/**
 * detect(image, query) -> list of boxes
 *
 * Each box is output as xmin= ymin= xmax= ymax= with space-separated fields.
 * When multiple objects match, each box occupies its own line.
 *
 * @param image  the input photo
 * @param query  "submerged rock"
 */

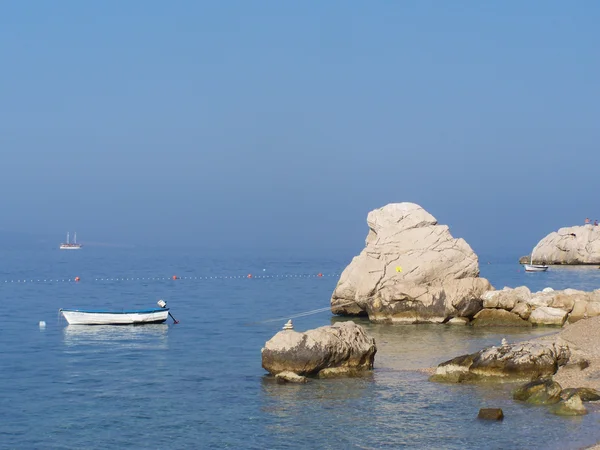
xmin=560 ymin=387 xmax=600 ymax=402
xmin=330 ymin=202 xmax=491 ymax=323
xmin=275 ymin=371 xmax=309 ymax=383
xmin=550 ymin=393 xmax=588 ymax=416
xmin=431 ymin=341 xmax=570 ymax=383
xmin=447 ymin=317 xmax=469 ymax=325
xmin=477 ymin=408 xmax=504 ymax=420
xmin=513 ymin=379 xmax=562 ymax=404
xmin=261 ymin=321 xmax=376 ymax=378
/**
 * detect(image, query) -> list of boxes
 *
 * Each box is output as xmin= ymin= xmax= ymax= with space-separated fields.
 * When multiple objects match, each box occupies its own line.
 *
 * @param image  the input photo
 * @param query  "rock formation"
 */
xmin=479 ymin=286 xmax=600 ymax=326
xmin=513 ymin=379 xmax=562 ymax=404
xmin=330 ymin=203 xmax=492 ymax=323
xmin=529 ymin=225 xmax=600 ymax=264
xmin=430 ymin=340 xmax=570 ymax=383
xmin=261 ymin=321 xmax=376 ymax=378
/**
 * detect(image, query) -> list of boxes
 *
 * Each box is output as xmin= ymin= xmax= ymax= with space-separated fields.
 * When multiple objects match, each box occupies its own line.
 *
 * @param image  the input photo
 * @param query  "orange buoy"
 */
xmin=317 ymin=273 xmax=323 ymax=277
xmin=172 ymin=275 xmax=178 ymax=280
xmin=75 ymin=276 xmax=80 ymax=282
xmin=247 ymin=274 xmax=252 ymax=278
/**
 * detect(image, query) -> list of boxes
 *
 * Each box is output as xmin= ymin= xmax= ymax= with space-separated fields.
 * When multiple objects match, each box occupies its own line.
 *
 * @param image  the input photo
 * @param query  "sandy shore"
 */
xmin=537 ymin=315 xmax=600 ymax=391
xmin=546 ymin=317 xmax=600 ymax=450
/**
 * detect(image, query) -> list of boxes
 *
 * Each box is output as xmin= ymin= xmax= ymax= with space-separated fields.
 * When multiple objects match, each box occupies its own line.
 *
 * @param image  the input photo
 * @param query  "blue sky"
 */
xmin=0 ymin=1 xmax=598 ymax=257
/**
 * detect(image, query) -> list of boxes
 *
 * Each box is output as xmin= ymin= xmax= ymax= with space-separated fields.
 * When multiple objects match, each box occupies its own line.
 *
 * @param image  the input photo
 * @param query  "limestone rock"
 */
xmin=560 ymin=387 xmax=600 ymax=402
xmin=549 ymin=293 xmax=578 ymax=312
xmin=431 ymin=341 xmax=570 ymax=382
xmin=513 ymin=379 xmax=562 ymax=404
xmin=275 ymin=371 xmax=309 ymax=383
xmin=550 ymin=393 xmax=588 ymax=416
xmin=529 ymin=307 xmax=568 ymax=326
xmin=330 ymin=203 xmax=492 ymax=323
xmin=447 ymin=317 xmax=469 ymax=325
xmin=568 ymin=301 xmax=589 ymax=323
xmin=483 ymin=287 xmax=531 ymax=310
xmin=261 ymin=321 xmax=376 ymax=377
xmin=532 ymin=225 xmax=600 ymax=264
xmin=511 ymin=302 xmax=532 ymax=320
xmin=528 ymin=294 xmax=554 ymax=308
xmin=471 ymin=309 xmax=532 ymax=327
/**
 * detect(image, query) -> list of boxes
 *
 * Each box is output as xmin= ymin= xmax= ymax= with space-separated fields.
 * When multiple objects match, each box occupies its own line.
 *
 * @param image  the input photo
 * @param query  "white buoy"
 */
xmin=283 ymin=319 xmax=293 ymax=330
xmin=157 ymin=299 xmax=167 ymax=308
xmin=39 ymin=321 xmax=46 ymax=329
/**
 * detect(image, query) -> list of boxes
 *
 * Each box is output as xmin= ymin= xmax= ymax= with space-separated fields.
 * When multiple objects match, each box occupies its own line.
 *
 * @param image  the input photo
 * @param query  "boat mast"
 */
xmin=74 ymin=232 xmax=77 ymax=244
xmin=67 ymin=232 xmax=70 ymax=244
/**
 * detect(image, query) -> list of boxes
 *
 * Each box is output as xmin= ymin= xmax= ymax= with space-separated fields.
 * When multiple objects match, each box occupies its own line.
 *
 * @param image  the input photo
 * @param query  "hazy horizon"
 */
xmin=2 ymin=1 xmax=598 ymax=259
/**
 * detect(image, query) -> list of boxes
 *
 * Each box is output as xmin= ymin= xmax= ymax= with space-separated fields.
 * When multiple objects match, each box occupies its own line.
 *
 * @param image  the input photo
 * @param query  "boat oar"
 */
xmin=169 ymin=312 xmax=179 ymax=324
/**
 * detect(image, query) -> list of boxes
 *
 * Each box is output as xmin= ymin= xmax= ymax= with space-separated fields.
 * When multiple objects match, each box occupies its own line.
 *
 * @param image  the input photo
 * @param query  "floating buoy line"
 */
xmin=0 ymin=272 xmax=341 ymax=285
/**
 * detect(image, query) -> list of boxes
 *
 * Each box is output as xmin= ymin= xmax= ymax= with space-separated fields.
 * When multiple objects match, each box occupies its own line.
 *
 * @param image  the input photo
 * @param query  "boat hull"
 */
xmin=60 ymin=308 xmax=169 ymax=325
xmin=524 ymin=264 xmax=548 ymax=272
xmin=60 ymin=245 xmax=82 ymax=250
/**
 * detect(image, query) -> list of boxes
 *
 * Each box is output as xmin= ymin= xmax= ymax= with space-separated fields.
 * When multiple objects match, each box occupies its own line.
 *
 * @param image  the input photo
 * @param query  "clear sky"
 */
xmin=1 ymin=1 xmax=598 ymax=257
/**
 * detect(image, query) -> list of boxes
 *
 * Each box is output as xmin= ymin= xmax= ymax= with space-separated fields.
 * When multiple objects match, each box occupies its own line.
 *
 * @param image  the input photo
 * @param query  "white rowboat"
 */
xmin=524 ymin=264 xmax=548 ymax=272
xmin=60 ymin=308 xmax=169 ymax=325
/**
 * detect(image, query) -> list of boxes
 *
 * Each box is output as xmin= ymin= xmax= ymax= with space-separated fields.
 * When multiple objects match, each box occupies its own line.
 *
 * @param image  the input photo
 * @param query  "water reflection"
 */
xmin=260 ymin=375 xmax=372 ymax=437
xmin=63 ymin=324 xmax=169 ymax=349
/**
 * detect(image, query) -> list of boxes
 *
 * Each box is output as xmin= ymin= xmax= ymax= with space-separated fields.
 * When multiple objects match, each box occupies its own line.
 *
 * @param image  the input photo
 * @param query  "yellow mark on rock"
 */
xmin=395 ymin=266 xmax=402 ymax=273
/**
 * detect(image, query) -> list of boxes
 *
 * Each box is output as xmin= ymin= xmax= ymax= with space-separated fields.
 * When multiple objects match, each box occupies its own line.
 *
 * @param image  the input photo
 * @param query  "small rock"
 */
xmin=513 ymin=378 xmax=562 ymax=404
xmin=560 ymin=357 xmax=590 ymax=371
xmin=447 ymin=317 xmax=469 ymax=325
xmin=511 ymin=301 xmax=532 ymax=321
xmin=560 ymin=387 xmax=600 ymax=402
xmin=550 ymin=393 xmax=588 ymax=416
xmin=472 ymin=309 xmax=532 ymax=327
xmin=543 ymin=287 xmax=555 ymax=293
xmin=477 ymin=408 xmax=504 ymax=420
xmin=275 ymin=371 xmax=309 ymax=383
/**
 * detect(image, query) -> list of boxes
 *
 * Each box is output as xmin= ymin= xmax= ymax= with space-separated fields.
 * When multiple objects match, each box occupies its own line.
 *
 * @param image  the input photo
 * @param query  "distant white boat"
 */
xmin=60 ymin=300 xmax=178 ymax=325
xmin=60 ymin=232 xmax=82 ymax=250
xmin=524 ymin=264 xmax=548 ymax=272
xmin=524 ymin=247 xmax=548 ymax=272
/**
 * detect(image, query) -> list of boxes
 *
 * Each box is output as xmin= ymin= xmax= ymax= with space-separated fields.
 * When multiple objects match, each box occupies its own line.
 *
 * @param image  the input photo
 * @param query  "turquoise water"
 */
xmin=2 ymin=248 xmax=600 ymax=449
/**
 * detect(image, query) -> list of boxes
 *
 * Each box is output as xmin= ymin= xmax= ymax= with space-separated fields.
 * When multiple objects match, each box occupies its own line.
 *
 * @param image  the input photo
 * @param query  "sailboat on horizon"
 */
xmin=60 ymin=232 xmax=82 ymax=250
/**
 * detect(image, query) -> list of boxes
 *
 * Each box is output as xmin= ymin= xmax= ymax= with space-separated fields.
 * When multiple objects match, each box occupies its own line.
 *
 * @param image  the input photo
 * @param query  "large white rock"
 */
xmin=261 ymin=321 xmax=376 ymax=377
xmin=330 ymin=203 xmax=491 ymax=323
xmin=532 ymin=225 xmax=600 ymax=264
xmin=529 ymin=307 xmax=569 ymax=326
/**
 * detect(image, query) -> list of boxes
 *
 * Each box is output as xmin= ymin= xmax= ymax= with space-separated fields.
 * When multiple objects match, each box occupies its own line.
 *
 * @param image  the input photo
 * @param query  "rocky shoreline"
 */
xmin=430 ymin=315 xmax=600 ymax=416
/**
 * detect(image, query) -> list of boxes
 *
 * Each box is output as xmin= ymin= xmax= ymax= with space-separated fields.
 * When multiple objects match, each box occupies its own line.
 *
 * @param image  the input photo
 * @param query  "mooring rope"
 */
xmin=252 ymin=300 xmax=359 ymax=325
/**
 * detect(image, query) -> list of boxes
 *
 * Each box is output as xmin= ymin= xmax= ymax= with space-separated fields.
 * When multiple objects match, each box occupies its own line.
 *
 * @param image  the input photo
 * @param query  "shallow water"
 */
xmin=1 ymin=249 xmax=600 ymax=449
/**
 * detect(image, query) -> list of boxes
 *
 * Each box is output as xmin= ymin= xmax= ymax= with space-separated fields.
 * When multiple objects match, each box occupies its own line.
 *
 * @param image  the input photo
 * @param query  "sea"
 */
xmin=2 ymin=247 xmax=600 ymax=450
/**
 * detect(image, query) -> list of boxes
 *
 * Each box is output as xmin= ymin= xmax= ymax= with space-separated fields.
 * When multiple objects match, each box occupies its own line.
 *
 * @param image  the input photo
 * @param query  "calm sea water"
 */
xmin=2 ymin=248 xmax=600 ymax=449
